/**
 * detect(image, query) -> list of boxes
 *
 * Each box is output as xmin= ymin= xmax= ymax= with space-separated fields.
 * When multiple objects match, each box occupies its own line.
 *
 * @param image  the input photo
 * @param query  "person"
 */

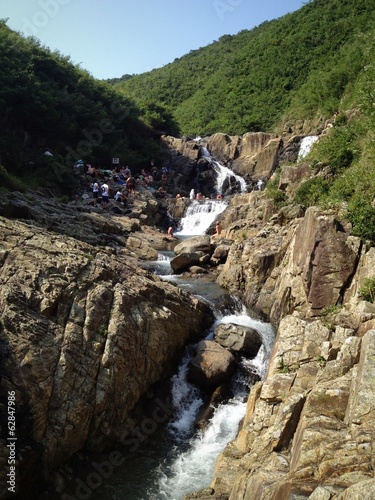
xmin=168 ymin=226 xmax=175 ymax=238
xmin=212 ymin=221 xmax=223 ymax=239
xmin=257 ymin=179 xmax=264 ymax=191
xmin=92 ymin=180 xmax=100 ymax=206
xmin=114 ymin=189 xmax=123 ymax=202
xmin=189 ymin=188 xmax=195 ymax=200
xmin=156 ymin=186 xmax=166 ymax=198
xmin=101 ymin=182 xmax=109 ymax=208
xmin=196 ymin=192 xmax=203 ymax=201
xmin=126 ymin=176 xmax=136 ymax=194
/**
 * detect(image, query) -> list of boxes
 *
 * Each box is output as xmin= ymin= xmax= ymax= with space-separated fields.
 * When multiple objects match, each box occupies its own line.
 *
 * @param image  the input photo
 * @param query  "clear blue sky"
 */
xmin=2 ymin=0 xmax=307 ymax=80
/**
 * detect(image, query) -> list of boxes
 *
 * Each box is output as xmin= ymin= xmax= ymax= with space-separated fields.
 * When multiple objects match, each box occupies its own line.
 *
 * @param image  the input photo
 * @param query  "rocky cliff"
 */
xmin=0 ymin=194 xmax=214 ymax=498
xmin=180 ymin=135 xmax=375 ymax=498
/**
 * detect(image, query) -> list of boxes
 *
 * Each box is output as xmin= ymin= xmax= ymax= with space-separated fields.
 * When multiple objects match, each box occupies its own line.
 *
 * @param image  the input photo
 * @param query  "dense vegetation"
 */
xmin=110 ymin=0 xmax=375 ymax=242
xmin=1 ymin=0 xmax=375 ymax=242
xmin=0 ymin=20 xmax=162 ymax=193
xmin=113 ymin=0 xmax=375 ymax=136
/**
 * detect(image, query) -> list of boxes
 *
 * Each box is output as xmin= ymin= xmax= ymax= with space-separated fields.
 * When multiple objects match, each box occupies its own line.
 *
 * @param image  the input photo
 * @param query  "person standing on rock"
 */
xmin=101 ymin=182 xmax=109 ymax=208
xmin=92 ymin=180 xmax=100 ymax=206
xmin=190 ymin=188 xmax=195 ymax=200
xmin=126 ymin=176 xmax=136 ymax=195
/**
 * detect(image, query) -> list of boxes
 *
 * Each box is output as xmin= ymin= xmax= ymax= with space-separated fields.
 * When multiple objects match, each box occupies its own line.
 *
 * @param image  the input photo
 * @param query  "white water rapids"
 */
xmin=201 ymin=146 xmax=247 ymax=195
xmin=84 ymin=157 xmax=274 ymax=500
xmin=151 ymin=312 xmax=274 ymax=500
xmin=144 ymin=183 xmax=274 ymax=498
xmin=175 ymin=200 xmax=227 ymax=237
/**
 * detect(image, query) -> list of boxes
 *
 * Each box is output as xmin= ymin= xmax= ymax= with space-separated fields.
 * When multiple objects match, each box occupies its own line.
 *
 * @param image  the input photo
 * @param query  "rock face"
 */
xmin=183 ymin=176 xmax=375 ymax=500
xmin=201 ymin=321 xmax=375 ymax=500
xmin=218 ymin=202 xmax=361 ymax=324
xmin=161 ymin=132 xmax=287 ymax=192
xmin=0 ymin=215 xmax=214 ymax=496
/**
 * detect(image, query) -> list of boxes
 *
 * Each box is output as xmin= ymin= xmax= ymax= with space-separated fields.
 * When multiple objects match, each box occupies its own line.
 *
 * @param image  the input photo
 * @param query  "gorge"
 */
xmin=1 ymin=127 xmax=375 ymax=500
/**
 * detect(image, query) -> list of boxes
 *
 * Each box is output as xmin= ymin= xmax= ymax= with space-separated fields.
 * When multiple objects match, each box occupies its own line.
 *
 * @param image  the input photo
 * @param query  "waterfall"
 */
xmin=149 ymin=311 xmax=274 ymax=500
xmin=175 ymin=200 xmax=227 ymax=237
xmin=200 ymin=146 xmax=247 ymax=195
xmin=84 ymin=176 xmax=274 ymax=500
xmin=298 ymin=135 xmax=319 ymax=160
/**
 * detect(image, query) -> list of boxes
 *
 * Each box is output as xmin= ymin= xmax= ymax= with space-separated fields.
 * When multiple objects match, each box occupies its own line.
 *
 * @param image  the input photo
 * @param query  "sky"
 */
xmin=2 ymin=0 xmax=307 ymax=80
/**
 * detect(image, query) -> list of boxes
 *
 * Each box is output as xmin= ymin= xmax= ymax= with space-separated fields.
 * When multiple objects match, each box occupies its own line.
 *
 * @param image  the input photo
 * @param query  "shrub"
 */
xmin=359 ymin=276 xmax=375 ymax=303
xmin=265 ymin=171 xmax=287 ymax=207
xmin=0 ymin=165 xmax=26 ymax=192
xmin=294 ymin=177 xmax=331 ymax=207
xmin=312 ymin=126 xmax=356 ymax=174
xmin=347 ymin=195 xmax=375 ymax=242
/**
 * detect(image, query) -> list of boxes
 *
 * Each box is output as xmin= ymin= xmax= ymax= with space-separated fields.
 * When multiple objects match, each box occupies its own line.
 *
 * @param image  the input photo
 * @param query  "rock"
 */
xmin=170 ymin=252 xmax=206 ymax=273
xmin=126 ymin=235 xmax=159 ymax=260
xmin=187 ymin=340 xmax=238 ymax=392
xmin=196 ymin=384 xmax=234 ymax=431
xmin=189 ymin=266 xmax=208 ymax=275
xmin=174 ymin=235 xmax=212 ymax=255
xmin=211 ymin=243 xmax=231 ymax=263
xmin=214 ymin=323 xmax=262 ymax=357
xmin=0 ymin=215 xmax=214 ymax=493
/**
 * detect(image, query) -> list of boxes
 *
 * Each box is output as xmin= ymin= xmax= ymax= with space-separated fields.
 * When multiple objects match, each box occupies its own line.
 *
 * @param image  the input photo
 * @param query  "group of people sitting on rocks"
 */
xmin=85 ymin=159 xmax=173 ymax=211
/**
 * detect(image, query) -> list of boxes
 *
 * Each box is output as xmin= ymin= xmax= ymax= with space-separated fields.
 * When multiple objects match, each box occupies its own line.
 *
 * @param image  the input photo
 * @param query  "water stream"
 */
xmin=298 ymin=135 xmax=319 ymax=160
xmin=58 ymin=162 xmax=274 ymax=500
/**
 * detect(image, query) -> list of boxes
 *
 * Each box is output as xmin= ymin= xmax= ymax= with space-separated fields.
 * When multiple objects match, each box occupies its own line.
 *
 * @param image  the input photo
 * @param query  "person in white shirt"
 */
xmin=92 ymin=181 xmax=100 ymax=206
xmin=101 ymin=183 xmax=109 ymax=208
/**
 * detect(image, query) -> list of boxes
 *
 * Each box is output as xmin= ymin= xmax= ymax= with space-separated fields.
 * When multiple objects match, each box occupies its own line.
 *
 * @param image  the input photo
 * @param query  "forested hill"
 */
xmin=112 ymin=0 xmax=375 ymax=136
xmin=0 ymin=20 xmax=164 ymax=193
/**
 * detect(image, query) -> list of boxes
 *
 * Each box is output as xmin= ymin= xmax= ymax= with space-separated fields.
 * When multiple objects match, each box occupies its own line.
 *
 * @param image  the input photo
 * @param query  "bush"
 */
xmin=312 ymin=126 xmax=356 ymax=174
xmin=0 ymin=165 xmax=26 ymax=192
xmin=359 ymin=276 xmax=375 ymax=303
xmin=265 ymin=171 xmax=287 ymax=207
xmin=294 ymin=177 xmax=331 ymax=207
xmin=347 ymin=195 xmax=375 ymax=242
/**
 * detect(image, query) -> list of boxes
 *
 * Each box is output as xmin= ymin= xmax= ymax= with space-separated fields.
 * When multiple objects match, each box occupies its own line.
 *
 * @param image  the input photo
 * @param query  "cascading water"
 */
xmin=82 ymin=177 xmax=274 ymax=500
xmin=148 ymin=311 xmax=274 ymax=500
xmin=298 ymin=135 xmax=319 ymax=160
xmin=200 ymin=146 xmax=247 ymax=195
xmin=176 ymin=200 xmax=227 ymax=237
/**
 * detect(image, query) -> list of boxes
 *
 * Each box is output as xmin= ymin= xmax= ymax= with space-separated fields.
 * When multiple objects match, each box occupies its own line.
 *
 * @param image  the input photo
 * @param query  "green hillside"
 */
xmin=1 ymin=0 xmax=375 ymax=238
xmin=0 ymin=19 xmax=162 ymax=193
xmin=113 ymin=0 xmax=375 ymax=136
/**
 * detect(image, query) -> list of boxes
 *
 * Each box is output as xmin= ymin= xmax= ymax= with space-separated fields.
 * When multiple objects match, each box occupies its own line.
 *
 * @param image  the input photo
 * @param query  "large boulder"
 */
xmin=214 ymin=323 xmax=262 ymax=357
xmin=170 ymin=251 xmax=206 ymax=273
xmin=174 ymin=235 xmax=212 ymax=255
xmin=187 ymin=340 xmax=238 ymax=392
